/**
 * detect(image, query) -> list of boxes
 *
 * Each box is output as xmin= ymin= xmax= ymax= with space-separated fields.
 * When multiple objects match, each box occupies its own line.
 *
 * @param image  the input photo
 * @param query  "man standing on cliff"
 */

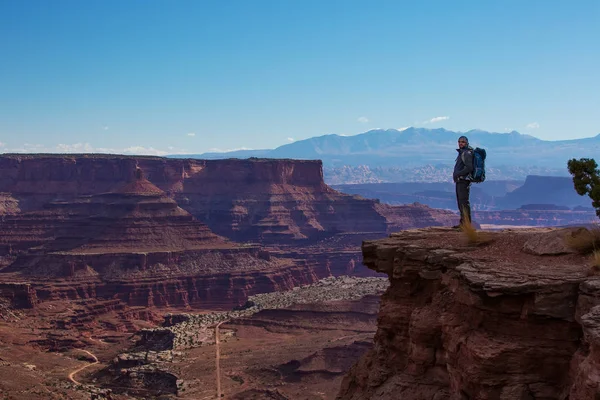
xmin=453 ymin=135 xmax=474 ymax=228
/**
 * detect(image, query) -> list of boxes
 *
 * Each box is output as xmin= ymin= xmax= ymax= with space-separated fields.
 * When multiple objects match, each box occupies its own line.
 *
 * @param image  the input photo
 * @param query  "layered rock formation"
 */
xmin=0 ymin=168 xmax=226 ymax=257
xmin=0 ymin=154 xmax=463 ymax=330
xmin=0 ymin=155 xmax=457 ymax=244
xmin=0 ymin=154 xmax=457 ymax=310
xmin=339 ymin=227 xmax=600 ymax=399
xmin=0 ymin=169 xmax=325 ymax=309
xmin=0 ymin=283 xmax=37 ymax=308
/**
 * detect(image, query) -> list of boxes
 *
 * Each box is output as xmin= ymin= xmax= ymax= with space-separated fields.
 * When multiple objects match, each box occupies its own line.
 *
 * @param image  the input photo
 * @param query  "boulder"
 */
xmin=522 ymin=228 xmax=580 ymax=255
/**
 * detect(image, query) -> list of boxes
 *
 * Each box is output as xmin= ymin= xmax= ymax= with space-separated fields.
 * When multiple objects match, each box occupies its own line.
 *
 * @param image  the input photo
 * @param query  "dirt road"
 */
xmin=68 ymin=350 xmax=99 ymax=385
xmin=215 ymin=321 xmax=225 ymax=398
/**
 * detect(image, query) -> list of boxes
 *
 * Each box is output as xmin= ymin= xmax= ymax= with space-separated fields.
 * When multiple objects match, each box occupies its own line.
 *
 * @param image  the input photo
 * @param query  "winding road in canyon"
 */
xmin=68 ymin=350 xmax=99 ymax=385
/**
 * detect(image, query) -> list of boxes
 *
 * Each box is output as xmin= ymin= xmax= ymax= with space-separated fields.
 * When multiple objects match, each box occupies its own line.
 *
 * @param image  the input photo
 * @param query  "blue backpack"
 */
xmin=461 ymin=147 xmax=487 ymax=183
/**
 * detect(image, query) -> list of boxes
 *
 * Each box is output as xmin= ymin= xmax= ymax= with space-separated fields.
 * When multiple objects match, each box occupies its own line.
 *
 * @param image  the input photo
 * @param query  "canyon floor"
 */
xmin=166 ymin=299 xmax=378 ymax=400
xmin=0 ymin=277 xmax=386 ymax=400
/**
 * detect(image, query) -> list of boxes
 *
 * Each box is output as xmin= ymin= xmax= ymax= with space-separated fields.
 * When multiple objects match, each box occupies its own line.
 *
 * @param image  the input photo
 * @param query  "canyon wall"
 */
xmin=18 ymin=255 xmax=327 ymax=309
xmin=0 ymin=155 xmax=456 ymax=243
xmin=338 ymin=227 xmax=600 ymax=399
xmin=0 ymin=283 xmax=37 ymax=308
xmin=0 ymin=155 xmax=457 ymax=313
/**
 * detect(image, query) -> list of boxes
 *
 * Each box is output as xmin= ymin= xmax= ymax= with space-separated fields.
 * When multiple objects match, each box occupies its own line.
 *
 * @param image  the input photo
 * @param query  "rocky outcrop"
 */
xmin=111 ymin=364 xmax=179 ymax=396
xmin=338 ymin=227 xmax=600 ymax=400
xmin=276 ymin=341 xmax=373 ymax=379
xmin=0 ymin=282 xmax=37 ymax=308
xmin=0 ymin=193 xmax=19 ymax=215
xmin=571 ymin=306 xmax=600 ymax=400
xmin=521 ymin=228 xmax=582 ymax=255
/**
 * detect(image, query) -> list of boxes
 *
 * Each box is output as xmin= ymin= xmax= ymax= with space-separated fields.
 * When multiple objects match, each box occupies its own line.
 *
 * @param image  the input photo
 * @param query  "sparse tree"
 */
xmin=567 ymin=158 xmax=600 ymax=217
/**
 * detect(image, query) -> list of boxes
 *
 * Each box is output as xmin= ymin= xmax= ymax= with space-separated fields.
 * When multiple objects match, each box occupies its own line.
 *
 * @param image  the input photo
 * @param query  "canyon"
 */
xmin=0 ymin=155 xmax=457 ymax=310
xmin=0 ymin=154 xmax=456 ymax=398
xmin=95 ymin=276 xmax=388 ymax=399
xmin=0 ymin=154 xmax=457 ymax=243
xmin=0 ymin=276 xmax=386 ymax=399
xmin=5 ymin=154 xmax=597 ymax=399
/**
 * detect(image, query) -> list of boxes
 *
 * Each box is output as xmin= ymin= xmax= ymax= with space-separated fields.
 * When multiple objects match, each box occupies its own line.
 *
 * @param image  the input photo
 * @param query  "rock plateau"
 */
xmin=339 ymin=227 xmax=600 ymax=400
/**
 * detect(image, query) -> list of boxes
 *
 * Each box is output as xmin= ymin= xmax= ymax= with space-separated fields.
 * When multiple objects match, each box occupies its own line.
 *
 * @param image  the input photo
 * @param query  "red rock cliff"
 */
xmin=0 ymin=155 xmax=461 ymax=316
xmin=338 ymin=228 xmax=600 ymax=400
xmin=0 ymin=168 xmax=328 ymax=309
xmin=0 ymin=155 xmax=456 ymax=243
xmin=0 ymin=155 xmax=325 ymax=199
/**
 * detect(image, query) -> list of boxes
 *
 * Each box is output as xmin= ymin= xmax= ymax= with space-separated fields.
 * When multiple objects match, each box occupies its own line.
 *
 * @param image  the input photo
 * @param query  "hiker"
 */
xmin=453 ymin=135 xmax=474 ymax=228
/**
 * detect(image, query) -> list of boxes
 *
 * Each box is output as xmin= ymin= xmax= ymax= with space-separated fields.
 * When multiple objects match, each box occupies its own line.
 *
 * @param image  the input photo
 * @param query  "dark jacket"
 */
xmin=453 ymin=147 xmax=474 ymax=182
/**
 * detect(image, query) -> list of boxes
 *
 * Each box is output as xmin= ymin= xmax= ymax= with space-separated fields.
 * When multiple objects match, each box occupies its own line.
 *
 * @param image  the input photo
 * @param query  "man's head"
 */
xmin=458 ymin=135 xmax=469 ymax=149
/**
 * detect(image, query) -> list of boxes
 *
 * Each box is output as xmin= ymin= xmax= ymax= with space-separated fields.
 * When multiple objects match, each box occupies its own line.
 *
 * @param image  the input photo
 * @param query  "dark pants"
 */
xmin=456 ymin=180 xmax=472 ymax=224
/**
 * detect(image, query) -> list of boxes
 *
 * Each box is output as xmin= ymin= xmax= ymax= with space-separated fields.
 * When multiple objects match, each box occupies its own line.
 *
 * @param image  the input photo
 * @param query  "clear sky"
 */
xmin=1 ymin=0 xmax=599 ymax=155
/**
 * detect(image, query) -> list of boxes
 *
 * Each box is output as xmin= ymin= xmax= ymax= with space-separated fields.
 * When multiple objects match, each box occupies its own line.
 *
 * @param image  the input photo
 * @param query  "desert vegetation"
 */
xmin=568 ymin=158 xmax=600 ymax=217
xmin=567 ymin=158 xmax=600 ymax=272
xmin=460 ymin=206 xmax=492 ymax=246
xmin=565 ymin=227 xmax=600 ymax=255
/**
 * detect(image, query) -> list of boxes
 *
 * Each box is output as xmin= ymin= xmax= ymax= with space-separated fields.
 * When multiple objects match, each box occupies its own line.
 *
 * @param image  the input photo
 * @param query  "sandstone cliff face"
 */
xmin=0 ymin=155 xmax=455 ymax=243
xmin=338 ymin=228 xmax=600 ymax=400
xmin=0 ymin=155 xmax=457 ymax=312
xmin=0 ymin=183 xmax=225 ymax=256
xmin=1 ymin=171 xmax=228 ymax=267
xmin=156 ymin=156 xmax=386 ymax=242
xmin=0 ymin=168 xmax=327 ymax=309
xmin=0 ymin=283 xmax=37 ymax=308
xmin=7 ymin=249 xmax=327 ymax=309
xmin=0 ymin=155 xmax=140 ymax=209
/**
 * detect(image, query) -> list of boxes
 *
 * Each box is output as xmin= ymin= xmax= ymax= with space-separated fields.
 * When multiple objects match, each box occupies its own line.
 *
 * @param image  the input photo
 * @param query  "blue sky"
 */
xmin=0 ymin=0 xmax=598 ymax=155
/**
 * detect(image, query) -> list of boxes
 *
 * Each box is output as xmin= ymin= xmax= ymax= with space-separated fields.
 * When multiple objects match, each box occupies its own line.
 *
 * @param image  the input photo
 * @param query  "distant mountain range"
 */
xmin=171 ymin=128 xmax=600 ymax=183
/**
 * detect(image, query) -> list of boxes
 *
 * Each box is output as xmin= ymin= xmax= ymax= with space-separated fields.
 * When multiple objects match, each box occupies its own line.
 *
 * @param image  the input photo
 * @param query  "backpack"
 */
xmin=461 ymin=147 xmax=487 ymax=183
